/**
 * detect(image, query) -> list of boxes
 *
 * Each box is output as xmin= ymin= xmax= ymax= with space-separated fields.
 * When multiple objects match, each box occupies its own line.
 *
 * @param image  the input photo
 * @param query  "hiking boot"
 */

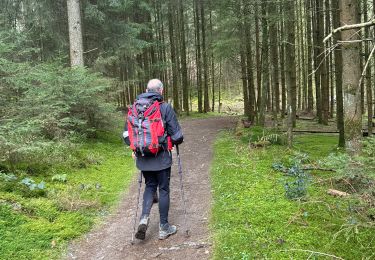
xmin=153 ymin=191 xmax=158 ymax=204
xmin=158 ymin=223 xmax=177 ymax=240
xmin=135 ymin=216 xmax=149 ymax=240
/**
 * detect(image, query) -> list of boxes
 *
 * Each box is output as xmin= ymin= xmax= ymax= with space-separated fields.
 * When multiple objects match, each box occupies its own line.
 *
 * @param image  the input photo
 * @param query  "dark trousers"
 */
xmin=141 ymin=167 xmax=171 ymax=225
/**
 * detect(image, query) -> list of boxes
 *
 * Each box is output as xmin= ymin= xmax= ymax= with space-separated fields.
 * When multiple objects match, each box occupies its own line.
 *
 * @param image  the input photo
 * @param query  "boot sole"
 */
xmin=135 ymin=224 xmax=147 ymax=240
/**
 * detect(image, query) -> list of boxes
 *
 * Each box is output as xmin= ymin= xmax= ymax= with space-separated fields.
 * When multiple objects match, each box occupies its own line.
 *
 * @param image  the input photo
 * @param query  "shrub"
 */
xmin=319 ymin=136 xmax=375 ymax=183
xmin=0 ymin=29 xmax=117 ymax=172
xmin=319 ymin=137 xmax=375 ymax=221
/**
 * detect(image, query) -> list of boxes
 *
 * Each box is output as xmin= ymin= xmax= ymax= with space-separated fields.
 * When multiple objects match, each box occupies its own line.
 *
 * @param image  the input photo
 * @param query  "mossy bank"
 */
xmin=211 ymin=128 xmax=374 ymax=259
xmin=0 ymin=130 xmax=135 ymax=260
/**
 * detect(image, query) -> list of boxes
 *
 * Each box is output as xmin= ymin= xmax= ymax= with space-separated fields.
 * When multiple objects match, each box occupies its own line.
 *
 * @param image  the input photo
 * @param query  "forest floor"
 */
xmin=211 ymin=126 xmax=375 ymax=259
xmin=66 ymin=116 xmax=237 ymax=260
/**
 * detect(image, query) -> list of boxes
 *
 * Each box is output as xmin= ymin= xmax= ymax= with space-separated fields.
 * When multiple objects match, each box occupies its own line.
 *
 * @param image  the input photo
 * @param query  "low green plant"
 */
xmin=20 ymin=178 xmax=46 ymax=191
xmin=283 ymin=173 xmax=310 ymax=200
xmin=273 ymin=154 xmax=311 ymax=200
xmin=0 ymin=172 xmax=17 ymax=181
xmin=0 ymin=172 xmax=18 ymax=192
xmin=52 ymin=174 xmax=67 ymax=183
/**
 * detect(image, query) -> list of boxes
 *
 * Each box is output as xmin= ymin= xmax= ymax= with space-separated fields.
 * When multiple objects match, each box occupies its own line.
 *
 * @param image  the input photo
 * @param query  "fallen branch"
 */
xmin=277 ymin=167 xmax=335 ymax=174
xmin=159 ymin=241 xmax=211 ymax=251
xmin=282 ymin=249 xmax=345 ymax=260
xmin=303 ymin=167 xmax=336 ymax=172
xmin=327 ymin=189 xmax=350 ymax=197
xmin=324 ymin=18 xmax=375 ymax=43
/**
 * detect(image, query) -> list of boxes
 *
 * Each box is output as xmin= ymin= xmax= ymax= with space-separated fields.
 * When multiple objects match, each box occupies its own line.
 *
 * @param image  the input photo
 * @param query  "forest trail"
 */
xmin=66 ymin=116 xmax=236 ymax=260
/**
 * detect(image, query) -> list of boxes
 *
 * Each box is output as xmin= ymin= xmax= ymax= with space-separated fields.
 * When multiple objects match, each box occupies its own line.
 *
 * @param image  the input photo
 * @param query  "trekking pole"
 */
xmin=130 ymin=170 xmax=142 ymax=245
xmin=176 ymin=145 xmax=190 ymax=237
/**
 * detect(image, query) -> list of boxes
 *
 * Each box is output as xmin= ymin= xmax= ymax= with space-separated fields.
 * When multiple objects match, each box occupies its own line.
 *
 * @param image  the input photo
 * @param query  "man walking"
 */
xmin=123 ymin=79 xmax=183 ymax=240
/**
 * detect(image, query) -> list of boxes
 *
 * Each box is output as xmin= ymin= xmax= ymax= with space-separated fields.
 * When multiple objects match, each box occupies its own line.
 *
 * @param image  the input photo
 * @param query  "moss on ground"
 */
xmin=0 ymin=130 xmax=135 ymax=260
xmin=211 ymin=131 xmax=375 ymax=259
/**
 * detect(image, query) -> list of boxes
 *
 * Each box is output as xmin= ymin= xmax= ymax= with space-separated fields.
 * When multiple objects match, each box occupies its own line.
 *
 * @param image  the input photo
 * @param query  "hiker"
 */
xmin=122 ymin=79 xmax=184 ymax=240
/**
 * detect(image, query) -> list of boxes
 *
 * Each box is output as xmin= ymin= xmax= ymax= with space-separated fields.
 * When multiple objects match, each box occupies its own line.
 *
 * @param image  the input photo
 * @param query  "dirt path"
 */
xmin=66 ymin=117 xmax=236 ymax=260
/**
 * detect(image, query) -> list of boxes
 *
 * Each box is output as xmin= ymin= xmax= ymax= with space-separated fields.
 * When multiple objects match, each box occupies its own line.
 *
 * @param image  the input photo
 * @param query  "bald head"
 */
xmin=146 ymin=79 xmax=164 ymax=94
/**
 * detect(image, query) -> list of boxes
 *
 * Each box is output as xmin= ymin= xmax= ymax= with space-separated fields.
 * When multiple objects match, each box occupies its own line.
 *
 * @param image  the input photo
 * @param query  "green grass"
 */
xmin=211 ymin=131 xmax=375 ymax=259
xmin=293 ymin=134 xmax=340 ymax=158
xmin=0 ymin=130 xmax=135 ymax=260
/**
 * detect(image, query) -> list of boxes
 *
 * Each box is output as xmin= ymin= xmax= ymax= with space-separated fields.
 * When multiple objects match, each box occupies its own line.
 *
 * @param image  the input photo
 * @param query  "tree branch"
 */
xmin=324 ymin=18 xmax=375 ymax=43
xmin=338 ymin=39 xmax=373 ymax=44
xmin=358 ymin=43 xmax=375 ymax=90
xmin=83 ymin=48 xmax=98 ymax=54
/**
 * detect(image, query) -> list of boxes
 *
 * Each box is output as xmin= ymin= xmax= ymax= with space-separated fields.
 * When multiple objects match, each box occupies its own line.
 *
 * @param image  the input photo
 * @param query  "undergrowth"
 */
xmin=0 ymin=129 xmax=135 ymax=260
xmin=211 ymin=128 xmax=375 ymax=259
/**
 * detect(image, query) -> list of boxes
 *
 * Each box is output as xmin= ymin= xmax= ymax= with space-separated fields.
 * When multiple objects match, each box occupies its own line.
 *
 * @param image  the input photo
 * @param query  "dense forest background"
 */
xmin=1 ymin=1 xmax=375 ymax=259
xmin=1 ymin=0 xmax=375 ymax=170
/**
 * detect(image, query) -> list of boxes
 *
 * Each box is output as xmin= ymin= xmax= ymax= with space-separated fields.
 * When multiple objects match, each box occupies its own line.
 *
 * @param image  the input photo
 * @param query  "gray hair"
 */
xmin=147 ymin=79 xmax=164 ymax=93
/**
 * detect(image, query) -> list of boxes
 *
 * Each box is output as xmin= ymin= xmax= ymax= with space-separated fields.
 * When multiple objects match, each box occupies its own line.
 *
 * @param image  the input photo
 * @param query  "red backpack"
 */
xmin=127 ymin=98 xmax=172 ymax=156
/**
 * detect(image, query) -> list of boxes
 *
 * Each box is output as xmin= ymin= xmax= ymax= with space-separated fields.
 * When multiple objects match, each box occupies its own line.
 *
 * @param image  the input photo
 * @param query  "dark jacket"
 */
xmin=123 ymin=92 xmax=183 ymax=171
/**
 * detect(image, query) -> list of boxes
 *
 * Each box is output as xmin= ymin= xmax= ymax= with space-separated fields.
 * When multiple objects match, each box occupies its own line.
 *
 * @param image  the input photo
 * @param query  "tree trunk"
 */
xmin=340 ymin=0 xmax=362 ymax=153
xmin=285 ymin=0 xmax=297 ymax=130
xmin=200 ymin=0 xmax=210 ymax=113
xmin=168 ymin=0 xmax=180 ymax=112
xmin=312 ymin=0 xmax=322 ymax=123
xmin=209 ymin=6 xmax=215 ymax=112
xmin=306 ymin=0 xmax=314 ymax=112
xmin=321 ymin=0 xmax=329 ymax=125
xmin=285 ymin=0 xmax=295 ymax=147
xmin=299 ymin=0 xmax=307 ymax=111
xmin=269 ymin=2 xmax=279 ymax=124
xmin=373 ymin=0 xmax=375 ymax=117
xmin=67 ymin=0 xmax=84 ymax=67
xmin=259 ymin=1 xmax=269 ymax=126
xmin=326 ymin=0 xmax=334 ymax=118
xmin=240 ymin=48 xmax=250 ymax=118
xmin=364 ymin=0 xmax=373 ymax=135
xmin=295 ymin=0 xmax=304 ymax=110
xmin=332 ymin=0 xmax=345 ymax=147
xmin=279 ymin=2 xmax=287 ymax=117
xmin=255 ymin=3 xmax=262 ymax=114
xmin=194 ymin=0 xmax=203 ymax=113
xmin=218 ymin=61 xmax=222 ymax=113
xmin=244 ymin=1 xmax=255 ymax=122
xmin=179 ymin=0 xmax=189 ymax=114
